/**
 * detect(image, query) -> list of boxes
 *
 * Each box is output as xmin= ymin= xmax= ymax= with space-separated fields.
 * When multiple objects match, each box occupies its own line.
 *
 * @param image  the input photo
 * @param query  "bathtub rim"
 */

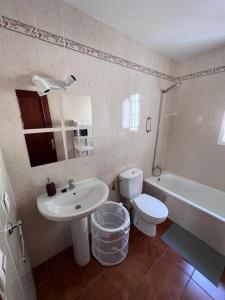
xmin=144 ymin=172 xmax=225 ymax=224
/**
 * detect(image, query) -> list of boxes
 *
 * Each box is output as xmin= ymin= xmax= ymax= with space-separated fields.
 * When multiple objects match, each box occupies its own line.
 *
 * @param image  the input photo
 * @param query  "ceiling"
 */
xmin=64 ymin=0 xmax=225 ymax=61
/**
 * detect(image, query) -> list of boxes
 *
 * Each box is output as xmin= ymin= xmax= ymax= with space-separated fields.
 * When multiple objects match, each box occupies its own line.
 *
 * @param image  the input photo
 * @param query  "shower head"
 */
xmin=161 ymin=82 xmax=182 ymax=94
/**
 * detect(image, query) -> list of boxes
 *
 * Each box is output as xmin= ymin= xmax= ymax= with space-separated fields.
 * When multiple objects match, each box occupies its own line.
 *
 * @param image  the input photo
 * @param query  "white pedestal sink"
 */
xmin=37 ymin=178 xmax=109 ymax=266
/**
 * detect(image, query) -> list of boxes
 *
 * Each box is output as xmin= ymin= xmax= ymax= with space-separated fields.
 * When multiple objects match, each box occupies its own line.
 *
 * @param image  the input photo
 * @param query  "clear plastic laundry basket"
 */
xmin=91 ymin=201 xmax=130 ymax=266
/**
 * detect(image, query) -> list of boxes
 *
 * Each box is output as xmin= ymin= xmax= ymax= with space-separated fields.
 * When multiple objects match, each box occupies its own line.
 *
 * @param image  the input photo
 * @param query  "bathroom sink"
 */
xmin=37 ymin=178 xmax=109 ymax=266
xmin=37 ymin=178 xmax=109 ymax=221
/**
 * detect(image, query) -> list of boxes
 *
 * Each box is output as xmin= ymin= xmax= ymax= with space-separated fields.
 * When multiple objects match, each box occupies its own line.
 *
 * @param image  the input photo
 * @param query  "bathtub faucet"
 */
xmin=152 ymin=165 xmax=162 ymax=177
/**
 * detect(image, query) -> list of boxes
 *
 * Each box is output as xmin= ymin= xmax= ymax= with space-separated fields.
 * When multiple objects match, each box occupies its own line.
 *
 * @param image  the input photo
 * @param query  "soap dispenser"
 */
xmin=46 ymin=178 xmax=56 ymax=197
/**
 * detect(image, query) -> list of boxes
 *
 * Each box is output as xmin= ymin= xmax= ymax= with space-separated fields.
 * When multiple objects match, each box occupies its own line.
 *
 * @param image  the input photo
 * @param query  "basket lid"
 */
xmin=91 ymin=201 xmax=130 ymax=233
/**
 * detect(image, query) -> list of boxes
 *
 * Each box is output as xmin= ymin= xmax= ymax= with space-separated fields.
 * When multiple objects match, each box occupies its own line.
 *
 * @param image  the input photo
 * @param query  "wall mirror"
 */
xmin=16 ymin=90 xmax=93 ymax=167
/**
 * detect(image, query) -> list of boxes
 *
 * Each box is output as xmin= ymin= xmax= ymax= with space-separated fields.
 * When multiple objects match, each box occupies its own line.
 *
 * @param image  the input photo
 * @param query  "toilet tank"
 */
xmin=119 ymin=168 xmax=143 ymax=200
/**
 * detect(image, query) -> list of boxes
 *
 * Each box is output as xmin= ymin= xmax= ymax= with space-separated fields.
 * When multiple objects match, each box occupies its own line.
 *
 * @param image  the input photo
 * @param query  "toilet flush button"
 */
xmin=0 ymin=250 xmax=6 ymax=292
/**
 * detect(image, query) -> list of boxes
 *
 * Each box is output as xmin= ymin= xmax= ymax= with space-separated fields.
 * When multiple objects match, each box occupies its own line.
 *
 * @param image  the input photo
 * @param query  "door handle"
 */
xmin=50 ymin=138 xmax=56 ymax=150
xmin=7 ymin=220 xmax=26 ymax=262
xmin=146 ymin=117 xmax=152 ymax=133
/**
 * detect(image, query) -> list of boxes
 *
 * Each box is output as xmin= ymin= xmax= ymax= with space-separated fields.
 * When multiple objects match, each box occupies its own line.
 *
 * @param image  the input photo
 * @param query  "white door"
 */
xmin=0 ymin=149 xmax=36 ymax=300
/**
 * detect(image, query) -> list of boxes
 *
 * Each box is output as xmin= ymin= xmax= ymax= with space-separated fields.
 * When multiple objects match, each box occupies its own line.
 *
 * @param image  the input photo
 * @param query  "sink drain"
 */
xmin=75 ymin=204 xmax=81 ymax=210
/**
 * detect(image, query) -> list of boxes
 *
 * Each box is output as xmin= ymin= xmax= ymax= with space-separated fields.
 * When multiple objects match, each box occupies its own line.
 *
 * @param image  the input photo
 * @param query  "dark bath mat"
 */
xmin=161 ymin=223 xmax=225 ymax=286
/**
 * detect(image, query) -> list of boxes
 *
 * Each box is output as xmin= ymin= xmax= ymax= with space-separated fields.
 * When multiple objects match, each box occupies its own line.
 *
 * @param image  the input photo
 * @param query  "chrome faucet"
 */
xmin=68 ymin=179 xmax=75 ymax=190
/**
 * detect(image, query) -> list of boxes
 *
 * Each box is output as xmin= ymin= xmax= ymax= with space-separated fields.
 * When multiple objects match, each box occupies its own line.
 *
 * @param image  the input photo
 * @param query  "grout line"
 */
xmin=129 ymin=235 xmax=145 ymax=250
xmin=155 ymin=246 xmax=214 ymax=299
xmin=76 ymin=267 xmax=107 ymax=298
xmin=191 ymin=275 xmax=215 ymax=299
xmin=33 ymin=278 xmax=50 ymax=289
xmin=179 ymin=276 xmax=192 ymax=300
xmin=79 ymin=266 xmax=88 ymax=287
xmin=146 ymin=246 xmax=194 ymax=300
xmin=165 ymin=248 xmax=196 ymax=278
xmin=148 ymin=245 xmax=169 ymax=274
xmin=191 ymin=281 xmax=214 ymax=300
xmin=85 ymin=267 xmax=106 ymax=288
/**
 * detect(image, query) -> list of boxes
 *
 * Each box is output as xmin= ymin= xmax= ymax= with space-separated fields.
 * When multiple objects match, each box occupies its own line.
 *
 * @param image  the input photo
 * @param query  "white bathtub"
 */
xmin=144 ymin=172 xmax=225 ymax=255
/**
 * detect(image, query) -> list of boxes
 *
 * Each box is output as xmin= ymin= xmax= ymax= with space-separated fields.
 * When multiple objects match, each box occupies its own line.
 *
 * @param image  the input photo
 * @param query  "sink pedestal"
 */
xmin=37 ymin=178 xmax=109 ymax=267
xmin=70 ymin=217 xmax=90 ymax=266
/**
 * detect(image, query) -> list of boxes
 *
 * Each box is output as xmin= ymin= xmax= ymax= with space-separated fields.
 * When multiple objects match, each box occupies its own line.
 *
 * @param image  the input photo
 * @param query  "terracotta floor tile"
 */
xmin=128 ymin=225 xmax=145 ymax=249
xmin=48 ymin=246 xmax=76 ymax=276
xmin=85 ymin=268 xmax=130 ymax=300
xmin=52 ymin=265 xmax=86 ymax=300
xmin=114 ymin=252 xmax=147 ymax=295
xmin=36 ymin=281 xmax=54 ymax=300
xmin=81 ymin=256 xmax=105 ymax=286
xmin=34 ymin=222 xmax=225 ymax=300
xmin=33 ymin=262 xmax=49 ymax=287
xmin=156 ymin=218 xmax=173 ymax=237
xmin=73 ymin=288 xmax=94 ymax=300
xmin=128 ymin=253 xmax=189 ymax=300
xmin=131 ymin=234 xmax=167 ymax=272
xmin=181 ymin=279 xmax=212 ymax=300
xmin=165 ymin=248 xmax=195 ymax=276
xmin=150 ymin=250 xmax=190 ymax=298
xmin=192 ymin=269 xmax=225 ymax=300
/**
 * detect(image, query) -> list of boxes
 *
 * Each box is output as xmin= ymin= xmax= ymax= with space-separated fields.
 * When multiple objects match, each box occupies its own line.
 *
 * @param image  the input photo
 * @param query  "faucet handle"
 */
xmin=68 ymin=179 xmax=75 ymax=189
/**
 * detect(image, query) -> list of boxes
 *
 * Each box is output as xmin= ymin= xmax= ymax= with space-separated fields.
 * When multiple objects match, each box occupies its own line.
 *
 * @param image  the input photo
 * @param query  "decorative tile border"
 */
xmin=1 ymin=15 xmax=225 ymax=83
xmin=183 ymin=73 xmax=197 ymax=81
xmin=36 ymin=27 xmax=65 ymax=47
xmin=0 ymin=15 xmax=37 ymax=38
xmin=0 ymin=15 xmax=175 ymax=81
xmin=197 ymin=65 xmax=225 ymax=78
xmin=174 ymin=65 xmax=225 ymax=82
xmin=174 ymin=76 xmax=183 ymax=82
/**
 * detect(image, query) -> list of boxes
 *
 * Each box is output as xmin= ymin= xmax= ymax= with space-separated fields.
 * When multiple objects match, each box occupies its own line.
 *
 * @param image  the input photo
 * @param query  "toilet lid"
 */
xmin=133 ymin=194 xmax=168 ymax=219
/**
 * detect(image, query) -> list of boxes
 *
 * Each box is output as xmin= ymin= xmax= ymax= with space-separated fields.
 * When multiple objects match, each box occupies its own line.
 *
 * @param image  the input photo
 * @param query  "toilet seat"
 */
xmin=133 ymin=194 xmax=168 ymax=221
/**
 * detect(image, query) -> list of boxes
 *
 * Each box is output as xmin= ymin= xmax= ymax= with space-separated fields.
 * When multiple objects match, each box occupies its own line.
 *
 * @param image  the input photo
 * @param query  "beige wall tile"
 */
xmin=5 ymin=31 xmax=40 ymax=79
xmin=61 ymin=3 xmax=103 ymax=49
xmin=167 ymin=71 xmax=225 ymax=191
xmin=0 ymin=29 xmax=16 ymax=93
xmin=0 ymin=150 xmax=36 ymax=299
xmin=34 ymin=0 xmax=63 ymax=36
xmin=2 ymin=0 xmax=36 ymax=26
xmin=174 ymin=44 xmax=225 ymax=76
xmin=0 ymin=1 xmax=175 ymax=267
xmin=38 ymin=41 xmax=65 ymax=79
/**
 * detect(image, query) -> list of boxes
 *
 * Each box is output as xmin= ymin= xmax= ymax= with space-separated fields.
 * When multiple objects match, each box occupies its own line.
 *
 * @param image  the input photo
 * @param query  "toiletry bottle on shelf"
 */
xmin=46 ymin=178 xmax=56 ymax=197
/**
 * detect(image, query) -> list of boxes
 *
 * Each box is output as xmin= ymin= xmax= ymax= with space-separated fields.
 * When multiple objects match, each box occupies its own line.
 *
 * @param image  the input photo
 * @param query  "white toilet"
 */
xmin=119 ymin=168 xmax=168 ymax=237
